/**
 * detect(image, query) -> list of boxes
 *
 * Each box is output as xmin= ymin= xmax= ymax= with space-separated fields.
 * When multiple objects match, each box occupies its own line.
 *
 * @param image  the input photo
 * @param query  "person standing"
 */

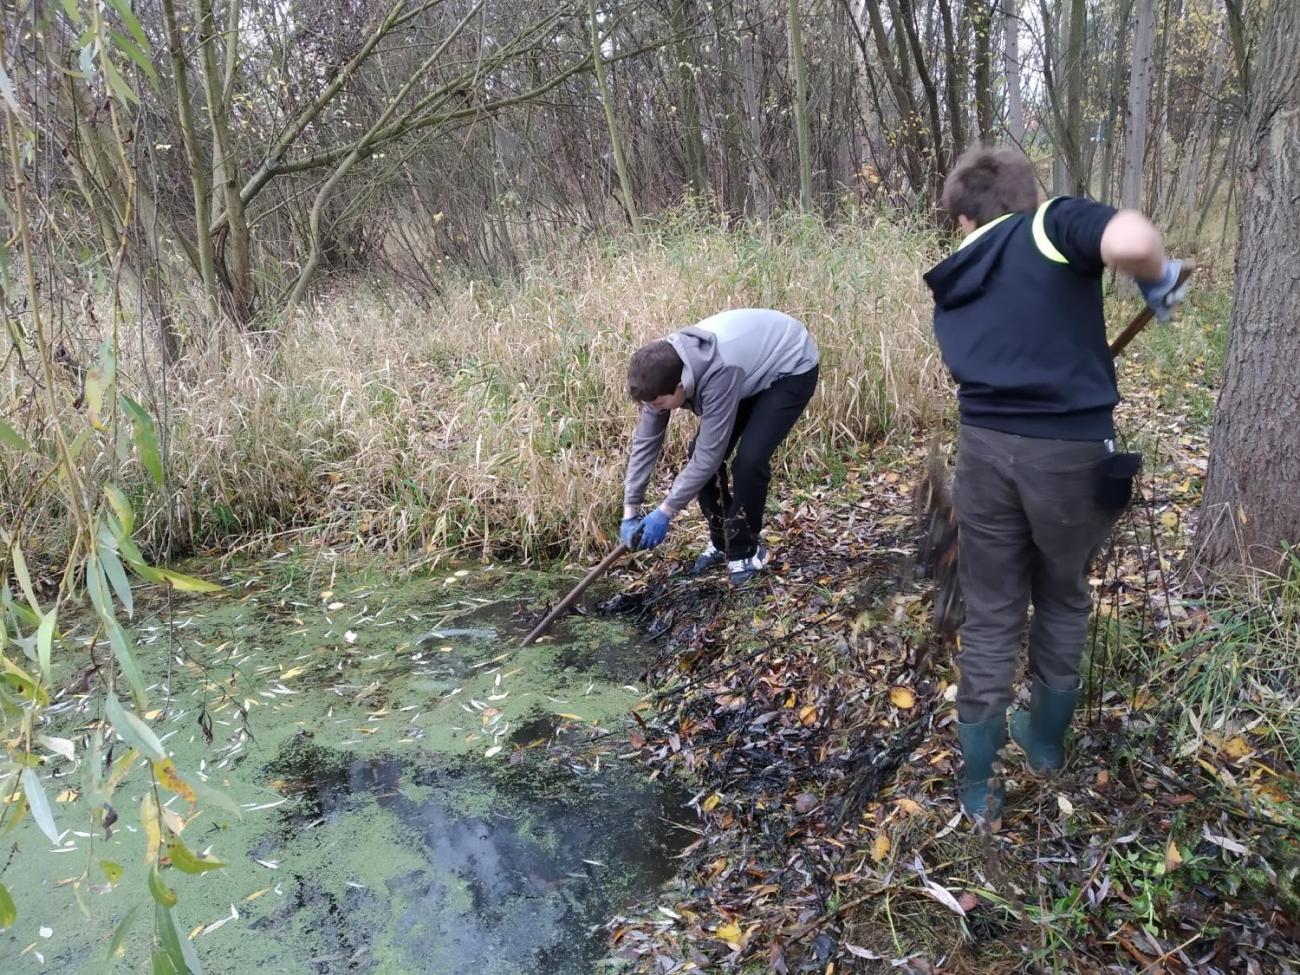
xmin=923 ymin=147 xmax=1188 ymax=828
xmin=620 ymin=309 xmax=820 ymax=586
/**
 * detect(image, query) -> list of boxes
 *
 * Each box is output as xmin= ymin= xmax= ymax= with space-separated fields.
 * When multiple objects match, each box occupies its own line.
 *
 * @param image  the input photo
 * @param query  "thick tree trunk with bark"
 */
xmin=1197 ymin=0 xmax=1300 ymax=571
xmin=1121 ymin=0 xmax=1155 ymax=210
xmin=788 ymin=0 xmax=814 ymax=210
xmin=1003 ymin=0 xmax=1023 ymax=144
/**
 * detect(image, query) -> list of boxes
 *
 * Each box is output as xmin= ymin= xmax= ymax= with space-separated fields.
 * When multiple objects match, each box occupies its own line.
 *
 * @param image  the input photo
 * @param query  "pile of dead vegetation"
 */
xmin=600 ymin=444 xmax=1299 ymax=974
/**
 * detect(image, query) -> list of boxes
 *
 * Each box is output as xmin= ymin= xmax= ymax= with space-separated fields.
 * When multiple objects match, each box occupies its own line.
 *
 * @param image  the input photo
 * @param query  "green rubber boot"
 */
xmin=1009 ymin=675 xmax=1080 ymax=772
xmin=956 ymin=713 xmax=1007 ymax=829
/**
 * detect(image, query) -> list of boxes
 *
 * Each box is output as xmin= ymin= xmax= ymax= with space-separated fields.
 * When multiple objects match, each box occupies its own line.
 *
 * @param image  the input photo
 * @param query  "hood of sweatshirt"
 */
xmin=923 ymin=213 xmax=1023 ymax=311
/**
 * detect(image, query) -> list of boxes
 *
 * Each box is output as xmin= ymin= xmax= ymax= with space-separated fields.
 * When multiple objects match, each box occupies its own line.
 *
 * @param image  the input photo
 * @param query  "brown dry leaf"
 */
xmin=794 ymin=793 xmax=818 ymax=814
xmin=896 ymin=797 xmax=924 ymax=816
xmin=871 ymin=833 xmax=890 ymax=863
xmin=888 ymin=686 xmax=916 ymax=709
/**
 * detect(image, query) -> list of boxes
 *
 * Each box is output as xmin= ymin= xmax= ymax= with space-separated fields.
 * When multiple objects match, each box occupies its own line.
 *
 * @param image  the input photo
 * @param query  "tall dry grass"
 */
xmin=6 ymin=213 xmax=949 ymax=562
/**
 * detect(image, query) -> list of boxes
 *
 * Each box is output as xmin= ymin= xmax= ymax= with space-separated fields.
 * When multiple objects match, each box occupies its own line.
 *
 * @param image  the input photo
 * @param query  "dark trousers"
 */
xmin=690 ymin=366 xmax=819 ymax=561
xmin=954 ymin=424 xmax=1120 ymax=723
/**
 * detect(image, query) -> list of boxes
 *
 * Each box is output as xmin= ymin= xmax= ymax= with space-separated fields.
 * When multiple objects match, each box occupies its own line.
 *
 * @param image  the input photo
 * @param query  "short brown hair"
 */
xmin=627 ymin=340 xmax=683 ymax=401
xmin=941 ymin=147 xmax=1039 ymax=226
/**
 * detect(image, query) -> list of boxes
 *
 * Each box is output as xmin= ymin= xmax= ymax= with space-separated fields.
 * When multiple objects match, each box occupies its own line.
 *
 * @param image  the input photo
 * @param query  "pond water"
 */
xmin=3 ymin=560 xmax=692 ymax=973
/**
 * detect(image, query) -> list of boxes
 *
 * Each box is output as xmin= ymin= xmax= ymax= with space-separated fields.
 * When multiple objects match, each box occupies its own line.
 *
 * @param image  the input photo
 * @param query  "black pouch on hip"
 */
xmin=1093 ymin=451 xmax=1142 ymax=512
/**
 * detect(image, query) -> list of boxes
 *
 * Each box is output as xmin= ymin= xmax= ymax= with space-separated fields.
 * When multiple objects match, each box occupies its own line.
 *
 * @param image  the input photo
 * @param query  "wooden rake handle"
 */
xmin=1107 ymin=262 xmax=1196 ymax=358
xmin=519 ymin=543 xmax=631 ymax=647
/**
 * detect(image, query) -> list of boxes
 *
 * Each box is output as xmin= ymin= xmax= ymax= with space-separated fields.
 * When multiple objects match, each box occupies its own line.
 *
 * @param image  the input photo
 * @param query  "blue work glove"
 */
xmin=1137 ymin=258 xmax=1189 ymax=321
xmin=619 ymin=516 xmax=642 ymax=547
xmin=636 ymin=509 xmax=672 ymax=550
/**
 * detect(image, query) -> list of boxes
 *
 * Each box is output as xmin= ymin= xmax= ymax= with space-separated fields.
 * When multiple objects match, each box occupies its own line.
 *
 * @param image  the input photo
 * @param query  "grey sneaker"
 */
xmin=693 ymin=543 xmax=727 ymax=574
xmin=728 ymin=545 xmax=769 ymax=586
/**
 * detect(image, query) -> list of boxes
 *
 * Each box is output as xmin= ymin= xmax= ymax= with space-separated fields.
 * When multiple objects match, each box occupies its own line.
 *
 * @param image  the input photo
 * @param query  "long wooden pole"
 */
xmin=520 ymin=544 xmax=631 ymax=646
xmin=1107 ymin=262 xmax=1195 ymax=356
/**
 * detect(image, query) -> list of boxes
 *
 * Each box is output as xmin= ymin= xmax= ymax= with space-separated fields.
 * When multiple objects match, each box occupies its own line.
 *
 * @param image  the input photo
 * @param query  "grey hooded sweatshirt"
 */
xmin=623 ymin=308 xmax=819 ymax=516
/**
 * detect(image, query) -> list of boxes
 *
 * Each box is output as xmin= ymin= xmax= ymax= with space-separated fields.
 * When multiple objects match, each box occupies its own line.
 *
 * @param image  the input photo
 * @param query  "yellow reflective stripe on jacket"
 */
xmin=1031 ymin=199 xmax=1069 ymax=264
xmin=957 ymin=211 xmax=1014 ymax=250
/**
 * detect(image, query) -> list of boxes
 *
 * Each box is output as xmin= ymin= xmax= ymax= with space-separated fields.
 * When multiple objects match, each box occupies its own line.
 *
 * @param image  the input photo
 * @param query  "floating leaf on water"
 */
xmin=483 ymin=746 xmax=502 ymax=758
xmin=100 ymin=860 xmax=125 ymax=885
xmin=107 ymin=904 xmax=140 ymax=960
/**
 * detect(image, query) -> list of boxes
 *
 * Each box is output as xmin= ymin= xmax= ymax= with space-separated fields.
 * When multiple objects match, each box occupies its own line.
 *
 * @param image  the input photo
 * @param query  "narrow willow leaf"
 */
xmin=152 ymin=948 xmax=182 ymax=975
xmin=120 ymin=395 xmax=163 ymax=484
xmin=36 ymin=607 xmax=56 ymax=687
xmin=104 ymin=485 xmax=134 ymax=535
xmin=116 ymin=532 xmax=147 ymax=568
xmin=11 ymin=543 xmax=41 ymax=614
xmin=153 ymin=758 xmax=195 ymax=806
xmin=106 ymin=0 xmax=151 ymax=54
xmin=21 ymin=768 xmax=59 ymax=844
xmin=142 ymin=793 xmax=162 ymax=864
xmin=100 ymin=545 xmax=134 ymax=618
xmin=166 ymin=837 xmax=224 ymax=875
xmin=107 ymin=904 xmax=140 ymax=960
xmin=0 ymin=418 xmax=30 ymax=453
xmin=147 ymin=864 xmax=176 ymax=907
xmin=102 ymin=55 xmax=139 ymax=105
xmin=111 ymin=30 xmax=158 ymax=84
xmin=105 ymin=617 xmax=148 ymax=708
xmin=156 ymin=569 xmax=222 ymax=594
xmin=61 ymin=0 xmax=81 ymax=23
xmin=0 ymin=65 xmax=20 ymax=118
xmin=87 ymin=555 xmax=112 ymax=619
xmin=0 ymin=881 xmax=14 ymax=928
xmin=189 ymin=779 xmax=242 ymax=821
xmin=106 ymin=692 xmax=165 ymax=760
xmin=37 ymin=735 xmax=75 ymax=762
xmin=156 ymin=902 xmax=202 ymax=974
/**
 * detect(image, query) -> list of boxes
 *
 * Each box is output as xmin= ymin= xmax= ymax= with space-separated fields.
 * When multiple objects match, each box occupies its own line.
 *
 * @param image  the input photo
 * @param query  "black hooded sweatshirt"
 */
xmin=923 ymin=196 xmax=1118 ymax=441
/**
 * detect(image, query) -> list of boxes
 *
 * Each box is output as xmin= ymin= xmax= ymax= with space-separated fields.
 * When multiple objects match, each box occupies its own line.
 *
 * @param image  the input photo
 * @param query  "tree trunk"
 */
xmin=1120 ymin=0 xmax=1155 ymax=210
xmin=671 ymin=0 xmax=710 ymax=200
xmin=160 ymin=0 xmax=220 ymax=323
xmin=1003 ymin=0 xmax=1024 ymax=144
xmin=589 ymin=0 xmax=642 ymax=233
xmin=1099 ymin=0 xmax=1133 ymax=201
xmin=895 ymin=0 xmax=947 ymax=184
xmin=1064 ymin=0 xmax=1087 ymax=194
xmin=194 ymin=0 xmax=253 ymax=322
xmin=1196 ymin=0 xmax=1300 ymax=571
xmin=738 ymin=28 xmax=773 ymax=217
xmin=788 ymin=0 xmax=814 ymax=210
xmin=972 ymin=0 xmax=994 ymax=145
xmin=710 ymin=0 xmax=746 ymax=215
xmin=936 ymin=0 xmax=966 ymax=157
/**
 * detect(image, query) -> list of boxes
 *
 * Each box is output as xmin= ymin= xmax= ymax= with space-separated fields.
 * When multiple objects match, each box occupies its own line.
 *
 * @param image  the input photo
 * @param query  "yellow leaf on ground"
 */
xmin=1165 ymin=839 xmax=1183 ymax=872
xmin=1159 ymin=510 xmax=1178 ymax=529
xmin=701 ymin=793 xmax=722 ymax=813
xmin=889 ymin=686 xmax=916 ymax=709
xmin=715 ymin=921 xmax=743 ymax=948
xmin=871 ymin=833 xmax=890 ymax=863
xmin=798 ymin=705 xmax=818 ymax=727
xmin=1221 ymin=736 xmax=1252 ymax=761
